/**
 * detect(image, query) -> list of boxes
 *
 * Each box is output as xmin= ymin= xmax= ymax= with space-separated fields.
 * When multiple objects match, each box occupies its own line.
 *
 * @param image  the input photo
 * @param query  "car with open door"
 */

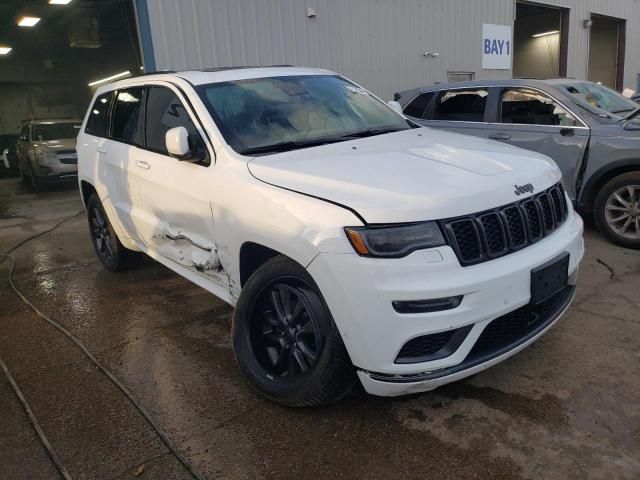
xmin=395 ymin=79 xmax=640 ymax=249
xmin=77 ymin=67 xmax=583 ymax=406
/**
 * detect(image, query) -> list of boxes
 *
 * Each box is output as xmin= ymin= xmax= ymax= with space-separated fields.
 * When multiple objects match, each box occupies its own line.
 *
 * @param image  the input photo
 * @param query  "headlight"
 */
xmin=344 ymin=221 xmax=446 ymax=258
xmin=35 ymin=148 xmax=55 ymax=165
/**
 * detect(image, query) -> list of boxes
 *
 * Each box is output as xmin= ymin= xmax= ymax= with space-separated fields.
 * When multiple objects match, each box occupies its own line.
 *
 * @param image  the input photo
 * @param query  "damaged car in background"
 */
xmin=395 ymin=79 xmax=640 ymax=249
xmin=77 ymin=67 xmax=584 ymax=406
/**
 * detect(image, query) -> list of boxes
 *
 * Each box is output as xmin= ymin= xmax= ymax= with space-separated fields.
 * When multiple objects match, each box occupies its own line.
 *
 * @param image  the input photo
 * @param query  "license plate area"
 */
xmin=530 ymin=252 xmax=569 ymax=304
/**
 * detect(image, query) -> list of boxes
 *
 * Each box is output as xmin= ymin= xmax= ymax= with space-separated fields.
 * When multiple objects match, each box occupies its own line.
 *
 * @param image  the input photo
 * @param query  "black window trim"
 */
xmin=496 ymin=86 xmax=587 ymax=129
xmin=85 ymin=81 xmax=215 ymax=167
xmin=419 ymin=84 xmax=588 ymax=129
xmin=84 ymin=90 xmax=116 ymax=139
xmin=431 ymin=87 xmax=491 ymax=123
xmin=108 ymin=86 xmax=147 ymax=147
xmin=140 ymin=84 xmax=211 ymax=167
xmin=403 ymin=91 xmax=435 ymax=120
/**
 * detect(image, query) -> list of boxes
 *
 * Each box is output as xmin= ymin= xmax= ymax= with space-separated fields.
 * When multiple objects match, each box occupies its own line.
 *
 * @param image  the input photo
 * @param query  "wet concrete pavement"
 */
xmin=0 ymin=177 xmax=638 ymax=480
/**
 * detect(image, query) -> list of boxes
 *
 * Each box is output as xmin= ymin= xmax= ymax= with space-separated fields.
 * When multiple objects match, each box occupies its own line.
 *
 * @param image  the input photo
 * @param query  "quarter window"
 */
xmin=434 ymin=89 xmax=488 ymax=122
xmin=500 ymin=88 xmax=578 ymax=127
xmin=110 ymin=87 xmax=145 ymax=144
xmin=85 ymin=92 xmax=114 ymax=137
xmin=403 ymin=92 xmax=434 ymax=119
xmin=144 ymin=86 xmax=204 ymax=156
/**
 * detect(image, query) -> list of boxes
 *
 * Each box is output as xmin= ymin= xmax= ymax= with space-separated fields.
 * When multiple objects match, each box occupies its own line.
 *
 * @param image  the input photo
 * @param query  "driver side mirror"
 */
xmin=165 ymin=126 xmax=207 ymax=163
xmin=387 ymin=100 xmax=404 ymax=115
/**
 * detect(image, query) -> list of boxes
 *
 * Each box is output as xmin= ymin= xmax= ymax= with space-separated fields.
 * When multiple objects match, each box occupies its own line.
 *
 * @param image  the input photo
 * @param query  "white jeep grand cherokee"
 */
xmin=77 ymin=67 xmax=584 ymax=406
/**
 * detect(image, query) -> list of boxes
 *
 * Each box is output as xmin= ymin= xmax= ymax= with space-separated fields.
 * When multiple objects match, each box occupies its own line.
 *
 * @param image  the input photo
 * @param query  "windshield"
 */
xmin=196 ymin=75 xmax=412 ymax=155
xmin=32 ymin=123 xmax=81 ymax=141
xmin=559 ymin=83 xmax=638 ymax=117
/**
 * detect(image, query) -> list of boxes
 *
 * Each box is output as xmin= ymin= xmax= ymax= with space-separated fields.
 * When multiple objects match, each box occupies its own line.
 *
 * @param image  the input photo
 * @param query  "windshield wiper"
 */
xmin=339 ymin=127 xmax=406 ymax=139
xmin=240 ymin=127 xmax=408 ymax=155
xmin=612 ymin=108 xmax=635 ymax=114
xmin=240 ymin=137 xmax=346 ymax=155
xmin=622 ymin=107 xmax=640 ymax=121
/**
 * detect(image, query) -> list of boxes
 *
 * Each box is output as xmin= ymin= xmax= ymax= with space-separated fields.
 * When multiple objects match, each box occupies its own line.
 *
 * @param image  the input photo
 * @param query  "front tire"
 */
xmin=87 ymin=193 xmax=142 ymax=271
xmin=594 ymin=172 xmax=640 ymax=249
xmin=232 ymin=255 xmax=355 ymax=407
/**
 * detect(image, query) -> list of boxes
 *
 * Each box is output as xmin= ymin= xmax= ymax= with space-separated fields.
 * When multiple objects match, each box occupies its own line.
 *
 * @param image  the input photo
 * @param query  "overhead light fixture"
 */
xmin=49 ymin=0 xmax=73 ymax=4
xmin=532 ymin=30 xmax=560 ymax=38
xmin=0 ymin=46 xmax=12 ymax=55
xmin=88 ymin=70 xmax=131 ymax=87
xmin=18 ymin=16 xmax=41 ymax=27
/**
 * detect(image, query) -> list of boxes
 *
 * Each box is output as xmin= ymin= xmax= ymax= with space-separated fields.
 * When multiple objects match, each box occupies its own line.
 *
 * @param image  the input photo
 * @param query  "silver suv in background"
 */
xmin=395 ymin=79 xmax=640 ymax=249
xmin=17 ymin=119 xmax=81 ymax=189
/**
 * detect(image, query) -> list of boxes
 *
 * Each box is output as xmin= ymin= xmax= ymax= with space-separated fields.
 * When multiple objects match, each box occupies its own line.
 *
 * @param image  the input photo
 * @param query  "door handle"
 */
xmin=135 ymin=160 xmax=150 ymax=170
xmin=97 ymin=147 xmax=106 ymax=153
xmin=488 ymin=133 xmax=511 ymax=140
xmin=560 ymin=128 xmax=575 ymax=137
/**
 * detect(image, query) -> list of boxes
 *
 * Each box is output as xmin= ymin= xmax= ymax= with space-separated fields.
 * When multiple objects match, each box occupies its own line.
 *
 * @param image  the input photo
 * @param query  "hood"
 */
xmin=33 ymin=138 xmax=77 ymax=152
xmin=248 ymin=128 xmax=561 ymax=224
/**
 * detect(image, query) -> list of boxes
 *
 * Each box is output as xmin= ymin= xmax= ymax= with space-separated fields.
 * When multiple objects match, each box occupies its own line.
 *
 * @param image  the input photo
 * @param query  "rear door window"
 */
xmin=85 ymin=92 xmax=114 ymax=137
xmin=500 ymin=88 xmax=578 ymax=126
xmin=110 ymin=87 xmax=145 ymax=144
xmin=144 ymin=86 xmax=205 ymax=157
xmin=403 ymin=92 xmax=434 ymax=119
xmin=434 ymin=89 xmax=488 ymax=122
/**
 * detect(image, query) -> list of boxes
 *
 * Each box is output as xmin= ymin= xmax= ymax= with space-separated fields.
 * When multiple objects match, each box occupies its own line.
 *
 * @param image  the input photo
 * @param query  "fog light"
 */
xmin=38 ymin=165 xmax=53 ymax=174
xmin=392 ymin=295 xmax=463 ymax=314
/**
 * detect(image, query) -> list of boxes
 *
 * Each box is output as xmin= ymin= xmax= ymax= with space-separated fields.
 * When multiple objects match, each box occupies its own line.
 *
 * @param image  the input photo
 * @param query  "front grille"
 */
xmin=466 ymin=287 xmax=571 ymax=362
xmin=442 ymin=183 xmax=568 ymax=266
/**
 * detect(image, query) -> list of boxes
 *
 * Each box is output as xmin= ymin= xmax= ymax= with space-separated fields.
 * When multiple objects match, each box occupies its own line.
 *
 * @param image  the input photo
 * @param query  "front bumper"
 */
xmin=35 ymin=172 xmax=78 ymax=185
xmin=307 ymin=210 xmax=584 ymax=396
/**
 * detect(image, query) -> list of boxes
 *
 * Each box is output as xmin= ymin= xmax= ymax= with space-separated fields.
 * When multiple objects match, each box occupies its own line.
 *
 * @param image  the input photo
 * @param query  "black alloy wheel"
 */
xmin=89 ymin=203 xmax=116 ymax=267
xmin=232 ymin=255 xmax=355 ymax=406
xmin=250 ymin=281 xmax=323 ymax=378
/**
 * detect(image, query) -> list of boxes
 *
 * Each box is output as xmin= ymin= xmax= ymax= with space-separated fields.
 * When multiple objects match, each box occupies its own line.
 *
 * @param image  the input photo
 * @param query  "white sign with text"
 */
xmin=482 ymin=24 xmax=512 ymax=70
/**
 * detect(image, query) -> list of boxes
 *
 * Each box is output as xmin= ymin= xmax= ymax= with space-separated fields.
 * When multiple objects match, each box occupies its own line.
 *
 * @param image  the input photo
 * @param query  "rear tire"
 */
xmin=593 ymin=172 xmax=640 ymax=249
xmin=87 ymin=193 xmax=142 ymax=271
xmin=232 ymin=255 xmax=356 ymax=407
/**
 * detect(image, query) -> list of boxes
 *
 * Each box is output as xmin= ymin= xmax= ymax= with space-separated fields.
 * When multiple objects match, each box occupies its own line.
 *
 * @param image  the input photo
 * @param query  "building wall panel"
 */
xmin=145 ymin=0 xmax=640 ymax=98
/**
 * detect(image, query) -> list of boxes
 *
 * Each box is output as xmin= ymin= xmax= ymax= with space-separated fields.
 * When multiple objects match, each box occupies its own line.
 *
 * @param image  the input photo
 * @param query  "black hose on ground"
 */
xmin=0 ymin=213 xmax=207 ymax=480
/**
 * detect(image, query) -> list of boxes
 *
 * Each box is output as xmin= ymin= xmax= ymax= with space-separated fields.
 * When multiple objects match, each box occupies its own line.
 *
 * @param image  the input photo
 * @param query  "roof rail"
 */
xmin=197 ymin=65 xmax=295 ymax=72
xmin=132 ymin=65 xmax=296 ymax=77
xmin=133 ymin=69 xmax=176 ymax=77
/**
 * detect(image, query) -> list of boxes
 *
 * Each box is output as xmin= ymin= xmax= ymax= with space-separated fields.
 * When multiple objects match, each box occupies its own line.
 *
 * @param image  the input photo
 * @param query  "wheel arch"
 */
xmin=80 ymin=180 xmax=97 ymax=210
xmin=238 ymin=242 xmax=293 ymax=287
xmin=578 ymin=159 xmax=640 ymax=214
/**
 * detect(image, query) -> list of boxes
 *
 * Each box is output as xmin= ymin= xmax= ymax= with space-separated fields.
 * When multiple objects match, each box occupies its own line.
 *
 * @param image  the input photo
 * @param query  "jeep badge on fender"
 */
xmin=514 ymin=183 xmax=534 ymax=195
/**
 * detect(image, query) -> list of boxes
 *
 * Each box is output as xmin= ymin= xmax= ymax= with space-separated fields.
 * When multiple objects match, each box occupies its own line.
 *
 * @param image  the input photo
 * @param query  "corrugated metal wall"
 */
xmin=533 ymin=0 xmax=640 ymax=90
xmin=144 ymin=0 xmax=640 ymax=98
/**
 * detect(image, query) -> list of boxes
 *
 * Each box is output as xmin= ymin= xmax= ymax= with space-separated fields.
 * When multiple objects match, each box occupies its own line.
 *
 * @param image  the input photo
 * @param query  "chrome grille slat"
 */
xmin=442 ymin=183 xmax=568 ymax=266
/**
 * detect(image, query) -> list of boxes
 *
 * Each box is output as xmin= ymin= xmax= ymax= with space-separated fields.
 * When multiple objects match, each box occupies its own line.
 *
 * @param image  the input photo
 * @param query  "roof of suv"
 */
xmin=397 ymin=78 xmax=593 ymax=96
xmin=27 ymin=119 xmax=82 ymax=125
xmin=101 ymin=66 xmax=335 ymax=91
